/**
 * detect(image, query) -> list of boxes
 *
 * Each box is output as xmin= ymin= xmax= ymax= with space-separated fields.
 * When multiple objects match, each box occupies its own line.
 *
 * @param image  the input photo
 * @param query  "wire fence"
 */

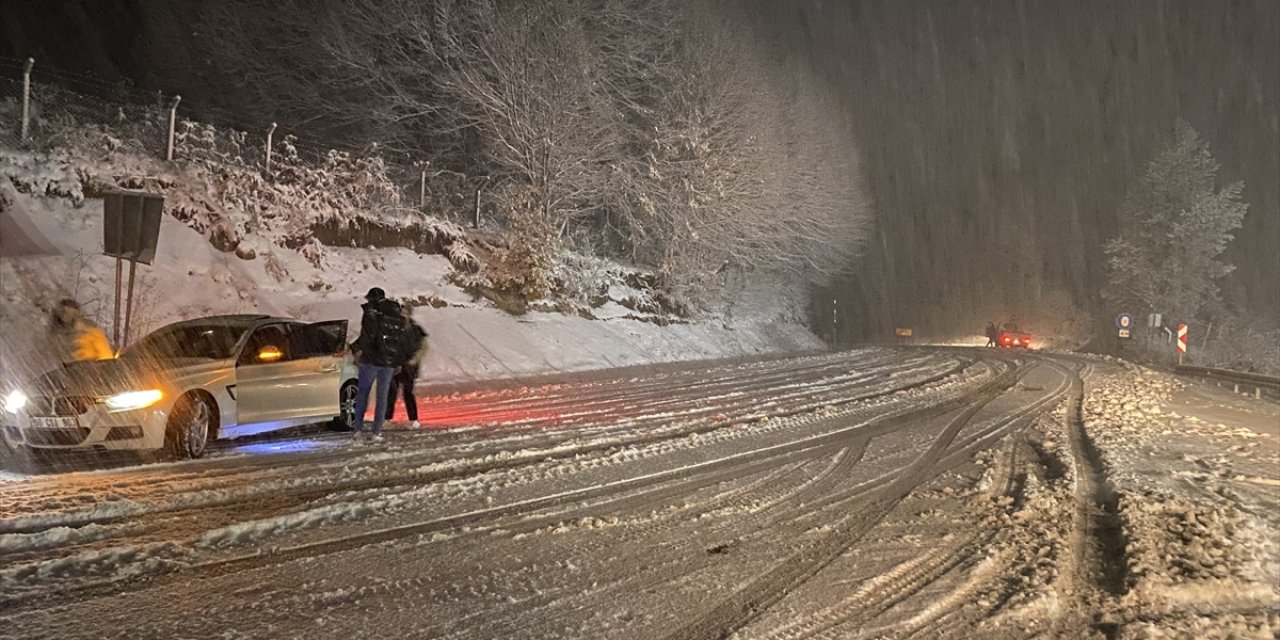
xmin=0 ymin=55 xmax=484 ymax=225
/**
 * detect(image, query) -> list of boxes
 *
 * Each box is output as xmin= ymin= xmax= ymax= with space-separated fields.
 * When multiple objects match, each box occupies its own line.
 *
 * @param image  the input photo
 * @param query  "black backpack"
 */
xmin=372 ymin=301 xmax=417 ymax=366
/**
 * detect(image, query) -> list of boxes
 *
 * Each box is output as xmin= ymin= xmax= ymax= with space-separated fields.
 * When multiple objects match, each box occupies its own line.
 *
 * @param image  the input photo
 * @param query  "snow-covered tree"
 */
xmin=1104 ymin=120 xmax=1248 ymax=323
xmin=189 ymin=0 xmax=872 ymax=306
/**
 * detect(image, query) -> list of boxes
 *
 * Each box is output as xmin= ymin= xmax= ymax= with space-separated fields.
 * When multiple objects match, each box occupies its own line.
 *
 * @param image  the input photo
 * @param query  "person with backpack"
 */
xmin=349 ymin=287 xmax=413 ymax=443
xmin=385 ymin=303 xmax=429 ymax=428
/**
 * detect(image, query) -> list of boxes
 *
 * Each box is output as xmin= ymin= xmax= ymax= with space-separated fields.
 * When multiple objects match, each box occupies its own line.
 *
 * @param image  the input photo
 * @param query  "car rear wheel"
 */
xmin=167 ymin=394 xmax=214 ymax=459
xmin=331 ymin=381 xmax=358 ymax=432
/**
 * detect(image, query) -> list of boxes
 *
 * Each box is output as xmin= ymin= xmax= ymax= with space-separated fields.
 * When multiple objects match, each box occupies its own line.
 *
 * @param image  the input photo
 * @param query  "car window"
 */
xmin=238 ymin=325 xmax=290 ymax=365
xmin=124 ymin=324 xmax=247 ymax=360
xmin=289 ymin=321 xmax=347 ymax=359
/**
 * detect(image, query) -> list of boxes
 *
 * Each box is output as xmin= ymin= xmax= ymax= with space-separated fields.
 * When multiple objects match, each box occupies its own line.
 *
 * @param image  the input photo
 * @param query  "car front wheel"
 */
xmin=166 ymin=394 xmax=214 ymax=459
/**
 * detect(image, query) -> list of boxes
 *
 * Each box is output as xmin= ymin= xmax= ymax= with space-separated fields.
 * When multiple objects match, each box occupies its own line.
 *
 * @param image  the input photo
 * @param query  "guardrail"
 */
xmin=1174 ymin=365 xmax=1280 ymax=400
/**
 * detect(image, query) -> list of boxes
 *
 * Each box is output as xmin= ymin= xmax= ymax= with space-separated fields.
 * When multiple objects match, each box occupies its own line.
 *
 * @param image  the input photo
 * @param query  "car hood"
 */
xmin=28 ymin=357 xmax=228 ymax=397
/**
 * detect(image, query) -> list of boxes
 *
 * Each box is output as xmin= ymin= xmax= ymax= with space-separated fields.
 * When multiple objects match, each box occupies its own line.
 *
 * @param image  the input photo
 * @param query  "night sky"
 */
xmin=750 ymin=0 xmax=1278 ymax=339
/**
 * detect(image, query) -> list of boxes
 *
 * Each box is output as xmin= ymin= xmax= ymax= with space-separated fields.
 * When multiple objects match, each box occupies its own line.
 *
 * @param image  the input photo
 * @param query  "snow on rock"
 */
xmin=1117 ymin=613 xmax=1280 ymax=640
xmin=1082 ymin=368 xmax=1185 ymax=447
xmin=1119 ymin=490 xmax=1266 ymax=587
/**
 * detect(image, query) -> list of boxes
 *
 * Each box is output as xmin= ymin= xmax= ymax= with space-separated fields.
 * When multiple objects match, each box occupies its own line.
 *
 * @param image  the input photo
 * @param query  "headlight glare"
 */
xmin=103 ymin=389 xmax=164 ymax=412
xmin=3 ymin=390 xmax=27 ymax=414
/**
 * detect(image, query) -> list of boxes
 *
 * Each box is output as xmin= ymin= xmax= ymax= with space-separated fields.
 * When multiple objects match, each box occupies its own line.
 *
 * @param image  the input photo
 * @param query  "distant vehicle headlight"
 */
xmin=102 ymin=389 xmax=164 ymax=412
xmin=3 ymin=390 xmax=27 ymax=414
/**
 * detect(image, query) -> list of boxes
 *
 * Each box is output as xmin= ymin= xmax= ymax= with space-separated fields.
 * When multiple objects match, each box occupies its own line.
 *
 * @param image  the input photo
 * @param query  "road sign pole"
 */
xmin=112 ymin=208 xmax=124 ymax=346
xmin=123 ymin=258 xmax=137 ymax=347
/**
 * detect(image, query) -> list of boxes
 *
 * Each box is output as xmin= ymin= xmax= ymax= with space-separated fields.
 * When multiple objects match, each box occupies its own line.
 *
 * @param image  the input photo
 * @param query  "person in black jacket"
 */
xmin=385 ymin=304 xmax=429 ymax=428
xmin=349 ymin=287 xmax=401 ymax=442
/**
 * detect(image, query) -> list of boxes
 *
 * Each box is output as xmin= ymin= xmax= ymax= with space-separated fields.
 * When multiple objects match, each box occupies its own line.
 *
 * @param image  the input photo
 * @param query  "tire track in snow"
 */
xmin=1057 ymin=360 xmax=1130 ymax=637
xmin=438 ymin=369 xmax=1025 ymax=640
xmin=0 ymin=352 xmax=949 ymax=532
xmin=0 ymin=356 xmax=1005 ymax=617
xmin=657 ymin=379 xmax=1015 ymax=640
xmin=0 ymin=352 xmax=969 ymax=577
xmin=812 ymin=418 xmax=1040 ymax=640
xmin=659 ymin=361 xmax=1075 ymax=640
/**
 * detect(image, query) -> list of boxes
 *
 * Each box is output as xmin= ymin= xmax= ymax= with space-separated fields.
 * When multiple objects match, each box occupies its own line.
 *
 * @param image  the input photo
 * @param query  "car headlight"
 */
xmin=3 ymin=390 xmax=27 ymax=414
xmin=102 ymin=389 xmax=164 ymax=412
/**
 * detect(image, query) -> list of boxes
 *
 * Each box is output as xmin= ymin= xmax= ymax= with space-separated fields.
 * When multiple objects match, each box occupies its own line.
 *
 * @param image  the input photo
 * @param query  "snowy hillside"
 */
xmin=0 ymin=144 xmax=823 ymax=383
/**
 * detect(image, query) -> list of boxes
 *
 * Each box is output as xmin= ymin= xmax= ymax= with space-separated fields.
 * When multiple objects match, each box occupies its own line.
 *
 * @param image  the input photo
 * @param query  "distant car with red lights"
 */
xmin=997 ymin=323 xmax=1032 ymax=349
xmin=998 ymin=331 xmax=1032 ymax=348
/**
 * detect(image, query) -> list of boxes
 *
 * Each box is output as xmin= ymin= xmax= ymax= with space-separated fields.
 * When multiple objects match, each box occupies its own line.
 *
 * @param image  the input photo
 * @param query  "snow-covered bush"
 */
xmin=174 ymin=120 xmax=255 ymax=166
xmin=488 ymin=186 xmax=559 ymax=301
xmin=0 ymin=149 xmax=85 ymax=204
xmin=552 ymin=252 xmax=615 ymax=310
xmin=444 ymin=240 xmax=480 ymax=274
xmin=1192 ymin=317 xmax=1280 ymax=375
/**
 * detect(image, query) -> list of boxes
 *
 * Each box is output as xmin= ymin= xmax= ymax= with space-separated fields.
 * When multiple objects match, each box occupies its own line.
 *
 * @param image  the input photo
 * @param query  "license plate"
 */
xmin=29 ymin=416 xmax=79 ymax=429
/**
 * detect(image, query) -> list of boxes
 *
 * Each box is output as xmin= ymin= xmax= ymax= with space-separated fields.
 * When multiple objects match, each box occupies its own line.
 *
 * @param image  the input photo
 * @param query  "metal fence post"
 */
xmin=265 ymin=122 xmax=278 ymax=173
xmin=472 ymin=176 xmax=491 ymax=229
xmin=165 ymin=95 xmax=181 ymax=161
xmin=20 ymin=58 xmax=34 ymax=141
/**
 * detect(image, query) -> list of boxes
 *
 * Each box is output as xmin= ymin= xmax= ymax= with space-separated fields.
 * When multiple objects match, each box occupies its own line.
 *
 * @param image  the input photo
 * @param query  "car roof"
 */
xmin=161 ymin=314 xmax=296 ymax=330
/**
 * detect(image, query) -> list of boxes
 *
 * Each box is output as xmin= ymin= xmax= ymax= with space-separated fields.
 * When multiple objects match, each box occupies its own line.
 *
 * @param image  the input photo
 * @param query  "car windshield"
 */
xmin=123 ymin=324 xmax=248 ymax=360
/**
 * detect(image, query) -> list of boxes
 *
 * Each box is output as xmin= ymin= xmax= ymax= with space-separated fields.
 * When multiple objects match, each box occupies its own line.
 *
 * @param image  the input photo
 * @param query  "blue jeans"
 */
xmin=353 ymin=363 xmax=395 ymax=436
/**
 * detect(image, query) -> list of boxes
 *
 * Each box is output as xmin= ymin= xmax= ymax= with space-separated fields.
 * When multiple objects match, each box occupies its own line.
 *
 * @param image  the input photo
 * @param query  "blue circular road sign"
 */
xmin=1116 ymin=313 xmax=1133 ymax=329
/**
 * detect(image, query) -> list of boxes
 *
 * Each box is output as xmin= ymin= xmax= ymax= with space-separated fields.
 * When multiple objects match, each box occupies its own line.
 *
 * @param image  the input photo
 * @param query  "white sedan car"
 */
xmin=2 ymin=314 xmax=359 ymax=459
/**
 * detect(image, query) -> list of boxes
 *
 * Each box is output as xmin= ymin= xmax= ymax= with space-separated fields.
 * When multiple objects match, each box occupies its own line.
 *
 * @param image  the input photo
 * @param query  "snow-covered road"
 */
xmin=0 ymin=349 xmax=1275 ymax=639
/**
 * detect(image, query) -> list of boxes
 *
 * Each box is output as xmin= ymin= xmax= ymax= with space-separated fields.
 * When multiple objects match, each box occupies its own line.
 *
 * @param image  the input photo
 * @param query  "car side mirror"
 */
xmin=257 ymin=346 xmax=284 ymax=363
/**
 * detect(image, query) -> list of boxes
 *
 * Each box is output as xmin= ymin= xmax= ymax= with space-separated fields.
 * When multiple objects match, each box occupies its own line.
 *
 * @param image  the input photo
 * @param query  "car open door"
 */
xmin=284 ymin=320 xmax=349 ymax=419
xmin=234 ymin=323 xmax=304 ymax=429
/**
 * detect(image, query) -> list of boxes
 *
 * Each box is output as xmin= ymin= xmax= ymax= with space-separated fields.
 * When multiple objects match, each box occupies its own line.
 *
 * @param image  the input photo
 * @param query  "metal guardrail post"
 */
xmin=1174 ymin=365 xmax=1280 ymax=401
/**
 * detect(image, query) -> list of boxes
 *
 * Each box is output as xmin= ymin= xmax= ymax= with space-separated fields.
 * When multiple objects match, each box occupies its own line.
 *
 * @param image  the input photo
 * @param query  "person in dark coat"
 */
xmin=985 ymin=321 xmax=998 ymax=347
xmin=349 ymin=287 xmax=401 ymax=442
xmin=385 ymin=303 xmax=429 ymax=428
